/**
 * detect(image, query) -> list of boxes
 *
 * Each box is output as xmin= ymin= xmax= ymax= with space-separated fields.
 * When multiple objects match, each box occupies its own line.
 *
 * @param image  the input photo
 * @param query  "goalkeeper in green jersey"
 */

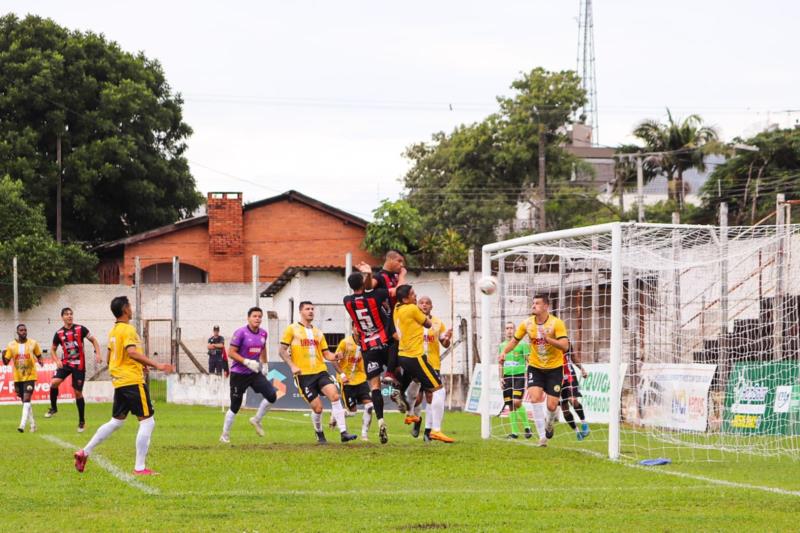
xmin=498 ymin=322 xmax=533 ymax=439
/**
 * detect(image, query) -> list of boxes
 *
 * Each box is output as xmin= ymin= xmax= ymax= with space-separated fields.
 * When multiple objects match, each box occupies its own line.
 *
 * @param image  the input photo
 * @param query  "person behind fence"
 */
xmin=219 ymin=307 xmax=277 ymax=443
xmin=207 ymin=326 xmax=226 ymax=376
xmin=73 ymin=296 xmax=175 ymax=475
xmin=46 ymin=307 xmax=103 ymax=432
xmin=3 ymin=324 xmax=44 ymax=433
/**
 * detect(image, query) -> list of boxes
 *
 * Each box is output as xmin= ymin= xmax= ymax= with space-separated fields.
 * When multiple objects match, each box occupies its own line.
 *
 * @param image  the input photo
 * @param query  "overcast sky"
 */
xmin=9 ymin=1 xmax=800 ymax=220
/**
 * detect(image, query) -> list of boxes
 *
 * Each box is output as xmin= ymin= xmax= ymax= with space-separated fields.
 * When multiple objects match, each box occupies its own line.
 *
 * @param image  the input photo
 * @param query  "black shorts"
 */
xmin=14 ymin=380 xmax=35 ymax=399
xmin=502 ymin=374 xmax=526 ymax=403
xmin=295 ymin=372 xmax=335 ymax=403
xmin=560 ymin=379 xmax=582 ymax=399
xmin=387 ymin=339 xmax=399 ymax=372
xmin=398 ymin=355 xmax=441 ymax=391
xmin=208 ymin=354 xmax=225 ymax=375
xmin=526 ymin=366 xmax=564 ymax=397
xmin=54 ymin=366 xmax=86 ymax=391
xmin=230 ymin=371 xmax=278 ymax=404
xmin=342 ymin=382 xmax=372 ymax=411
xmin=112 ymin=383 xmax=154 ymax=418
xmin=363 ymin=347 xmax=390 ymax=380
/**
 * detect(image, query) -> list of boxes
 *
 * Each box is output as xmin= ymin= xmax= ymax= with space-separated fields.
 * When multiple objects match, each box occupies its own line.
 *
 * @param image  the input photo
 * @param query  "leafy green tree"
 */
xmin=0 ymin=176 xmax=97 ymax=310
xmin=697 ymin=128 xmax=800 ymax=224
xmin=363 ymin=199 xmax=424 ymax=259
xmin=632 ymin=109 xmax=719 ymax=210
xmin=0 ymin=14 xmax=202 ymax=244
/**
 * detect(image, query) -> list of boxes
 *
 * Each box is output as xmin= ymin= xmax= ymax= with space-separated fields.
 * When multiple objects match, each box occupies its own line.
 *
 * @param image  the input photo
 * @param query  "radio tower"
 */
xmin=577 ymin=0 xmax=599 ymax=144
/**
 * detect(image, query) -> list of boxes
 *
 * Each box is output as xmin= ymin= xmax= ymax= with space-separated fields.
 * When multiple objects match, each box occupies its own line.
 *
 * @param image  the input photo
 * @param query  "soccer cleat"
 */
xmin=576 ymin=430 xmax=585 ymax=441
xmin=29 ymin=423 xmax=36 ymax=433
xmin=524 ymin=427 xmax=533 ymax=439
xmin=429 ymin=431 xmax=455 ymax=443
xmin=17 ymin=426 xmax=23 ymax=433
xmin=133 ymin=469 xmax=159 ymax=476
xmin=423 ymin=431 xmax=432 ymax=442
xmin=45 ymin=408 xmax=57 ymax=418
xmin=381 ymin=371 xmax=400 ymax=387
xmin=411 ymin=420 xmax=422 ymax=438
xmin=340 ymin=431 xmax=358 ymax=443
xmin=390 ymin=389 xmax=409 ymax=413
xmin=545 ymin=420 xmax=554 ymax=440
xmin=404 ymin=415 xmax=421 ymax=425
xmin=378 ymin=421 xmax=388 ymax=444
xmin=74 ymin=450 xmax=88 ymax=473
xmin=361 ymin=434 xmax=369 ymax=442
xmin=538 ymin=437 xmax=548 ymax=447
xmin=219 ymin=433 xmax=231 ymax=444
xmin=249 ymin=417 xmax=265 ymax=437
xmin=581 ymin=422 xmax=590 ymax=438
xmin=316 ymin=431 xmax=328 ymax=445
xmin=77 ymin=422 xmax=86 ymax=433
xmin=507 ymin=433 xmax=519 ymax=439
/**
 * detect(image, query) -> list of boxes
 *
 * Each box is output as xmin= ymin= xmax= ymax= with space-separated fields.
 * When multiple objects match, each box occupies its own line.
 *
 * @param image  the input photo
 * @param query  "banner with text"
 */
xmin=723 ymin=361 xmax=800 ymax=435
xmin=0 ymin=363 xmax=75 ymax=404
xmin=638 ymin=363 xmax=716 ymax=431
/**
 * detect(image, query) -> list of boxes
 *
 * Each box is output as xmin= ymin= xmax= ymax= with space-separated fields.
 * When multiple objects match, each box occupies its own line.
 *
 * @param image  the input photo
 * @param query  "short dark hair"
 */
xmin=213 ymin=325 xmax=220 ymax=330
xmin=60 ymin=307 xmax=72 ymax=317
xmin=247 ymin=307 xmax=263 ymax=317
xmin=16 ymin=323 xmax=25 ymax=331
xmin=395 ymin=284 xmax=413 ymax=302
xmin=386 ymin=249 xmax=405 ymax=260
xmin=299 ymin=300 xmax=313 ymax=310
xmin=533 ymin=294 xmax=550 ymax=305
xmin=110 ymin=296 xmax=129 ymax=318
xmin=347 ymin=272 xmax=365 ymax=291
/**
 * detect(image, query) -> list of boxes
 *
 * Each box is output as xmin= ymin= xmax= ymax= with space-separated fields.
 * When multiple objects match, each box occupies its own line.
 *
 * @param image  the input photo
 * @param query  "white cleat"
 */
xmin=29 ymin=424 xmax=37 ymax=433
xmin=249 ymin=417 xmax=264 ymax=437
xmin=538 ymin=437 xmax=548 ymax=447
xmin=219 ymin=433 xmax=231 ymax=444
xmin=361 ymin=434 xmax=369 ymax=442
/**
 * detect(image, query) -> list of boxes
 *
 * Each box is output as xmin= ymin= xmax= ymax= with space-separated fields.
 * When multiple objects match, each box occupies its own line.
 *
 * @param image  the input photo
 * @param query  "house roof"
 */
xmin=93 ymin=190 xmax=368 ymax=253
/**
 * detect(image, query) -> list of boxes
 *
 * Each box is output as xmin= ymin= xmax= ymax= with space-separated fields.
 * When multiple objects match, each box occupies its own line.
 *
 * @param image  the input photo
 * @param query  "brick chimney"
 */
xmin=207 ymin=192 xmax=243 ymax=281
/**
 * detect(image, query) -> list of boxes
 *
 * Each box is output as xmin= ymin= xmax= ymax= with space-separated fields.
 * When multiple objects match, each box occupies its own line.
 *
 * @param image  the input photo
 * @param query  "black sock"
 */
xmin=371 ymin=389 xmax=384 ymax=420
xmin=50 ymin=387 xmax=59 ymax=410
xmin=424 ymin=427 xmax=431 ymax=436
xmin=562 ymin=409 xmax=576 ymax=430
xmin=76 ymin=397 xmax=85 ymax=423
xmin=574 ymin=402 xmax=586 ymax=421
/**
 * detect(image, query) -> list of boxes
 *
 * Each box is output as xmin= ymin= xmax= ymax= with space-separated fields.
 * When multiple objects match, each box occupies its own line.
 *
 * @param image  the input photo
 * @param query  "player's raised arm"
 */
xmin=125 ymin=345 xmax=174 ymax=373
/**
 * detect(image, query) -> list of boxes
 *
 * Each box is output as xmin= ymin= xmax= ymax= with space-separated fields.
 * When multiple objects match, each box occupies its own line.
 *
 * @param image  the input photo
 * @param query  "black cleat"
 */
xmin=390 ymin=388 xmax=409 ymax=413
xmin=545 ymin=420 xmax=554 ymax=439
xmin=315 ymin=431 xmax=328 ymax=444
xmin=507 ymin=433 xmax=519 ymax=439
xmin=411 ymin=420 xmax=422 ymax=438
xmin=340 ymin=431 xmax=357 ymax=443
xmin=44 ymin=408 xmax=57 ymax=418
xmin=379 ymin=422 xmax=389 ymax=444
xmin=524 ymin=427 xmax=533 ymax=439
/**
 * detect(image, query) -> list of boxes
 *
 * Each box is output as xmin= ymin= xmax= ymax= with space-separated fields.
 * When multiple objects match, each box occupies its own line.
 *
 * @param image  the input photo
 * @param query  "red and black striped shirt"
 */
xmin=343 ymin=289 xmax=393 ymax=352
xmin=374 ymin=269 xmax=400 ymax=312
xmin=52 ymin=325 xmax=90 ymax=371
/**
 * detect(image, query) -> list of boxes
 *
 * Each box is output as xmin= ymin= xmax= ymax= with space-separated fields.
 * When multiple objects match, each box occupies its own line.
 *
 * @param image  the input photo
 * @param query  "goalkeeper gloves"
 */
xmin=243 ymin=359 xmax=260 ymax=372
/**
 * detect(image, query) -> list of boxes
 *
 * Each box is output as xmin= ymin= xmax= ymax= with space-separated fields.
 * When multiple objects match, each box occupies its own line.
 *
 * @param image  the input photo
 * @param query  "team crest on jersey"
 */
xmin=554 ymin=384 xmax=561 ymax=392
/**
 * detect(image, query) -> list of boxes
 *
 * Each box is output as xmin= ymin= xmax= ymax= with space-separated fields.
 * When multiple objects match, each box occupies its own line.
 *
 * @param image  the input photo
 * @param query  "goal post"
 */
xmin=480 ymin=220 xmax=800 ymax=462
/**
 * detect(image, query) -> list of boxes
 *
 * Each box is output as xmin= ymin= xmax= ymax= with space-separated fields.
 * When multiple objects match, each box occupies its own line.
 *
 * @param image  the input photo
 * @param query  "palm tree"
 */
xmin=633 ymin=109 xmax=719 ymax=209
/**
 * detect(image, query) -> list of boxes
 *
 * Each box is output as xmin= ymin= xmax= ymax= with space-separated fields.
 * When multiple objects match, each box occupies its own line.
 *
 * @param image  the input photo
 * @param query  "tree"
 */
xmin=0 ymin=176 xmax=97 ymax=310
xmin=363 ymin=199 xmax=424 ymax=259
xmin=0 ymin=14 xmax=202 ymax=244
xmin=697 ymin=128 xmax=800 ymax=225
xmin=632 ymin=109 xmax=719 ymax=210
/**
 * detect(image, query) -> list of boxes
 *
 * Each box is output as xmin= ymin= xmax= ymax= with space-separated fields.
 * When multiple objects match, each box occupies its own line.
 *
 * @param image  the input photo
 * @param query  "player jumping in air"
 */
xmin=220 ymin=307 xmax=278 ymax=443
xmin=279 ymin=301 xmax=357 ymax=444
xmin=46 ymin=307 xmax=103 ymax=432
xmin=3 ymin=324 xmax=44 ymax=433
xmin=498 ymin=322 xmax=533 ymax=440
xmin=500 ymin=294 xmax=569 ymax=447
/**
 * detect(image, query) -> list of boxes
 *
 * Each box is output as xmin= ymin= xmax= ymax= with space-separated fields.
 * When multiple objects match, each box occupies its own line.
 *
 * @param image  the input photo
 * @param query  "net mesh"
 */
xmin=486 ymin=222 xmax=800 ymax=461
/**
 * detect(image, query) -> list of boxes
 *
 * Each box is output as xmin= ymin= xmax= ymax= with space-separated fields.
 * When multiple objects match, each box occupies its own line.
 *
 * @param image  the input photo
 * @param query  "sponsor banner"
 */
xmin=724 ymin=362 xmax=799 ymax=435
xmin=0 ymin=362 xmax=76 ymax=404
xmin=638 ymin=363 xmax=716 ymax=432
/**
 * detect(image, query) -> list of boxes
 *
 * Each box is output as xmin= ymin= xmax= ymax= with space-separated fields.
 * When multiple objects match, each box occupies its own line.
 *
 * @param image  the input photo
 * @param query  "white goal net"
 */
xmin=479 ymin=220 xmax=800 ymax=461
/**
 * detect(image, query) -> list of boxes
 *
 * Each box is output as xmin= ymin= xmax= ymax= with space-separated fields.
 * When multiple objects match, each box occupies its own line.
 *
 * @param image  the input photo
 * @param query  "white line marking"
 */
xmin=40 ymin=434 xmax=160 ymax=495
xmin=563 ymin=446 xmax=800 ymax=498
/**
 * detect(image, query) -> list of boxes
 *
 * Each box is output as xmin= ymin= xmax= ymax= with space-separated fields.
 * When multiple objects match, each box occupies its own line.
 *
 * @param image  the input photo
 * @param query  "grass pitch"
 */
xmin=1 ymin=400 xmax=799 ymax=532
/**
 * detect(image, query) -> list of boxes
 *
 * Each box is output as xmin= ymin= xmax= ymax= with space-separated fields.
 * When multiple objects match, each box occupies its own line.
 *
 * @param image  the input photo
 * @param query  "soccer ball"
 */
xmin=478 ymin=276 xmax=498 ymax=295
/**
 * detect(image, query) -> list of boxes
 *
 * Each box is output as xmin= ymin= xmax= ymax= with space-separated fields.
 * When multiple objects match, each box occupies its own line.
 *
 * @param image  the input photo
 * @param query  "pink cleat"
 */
xmin=133 ymin=469 xmax=160 ymax=476
xmin=74 ymin=450 xmax=88 ymax=473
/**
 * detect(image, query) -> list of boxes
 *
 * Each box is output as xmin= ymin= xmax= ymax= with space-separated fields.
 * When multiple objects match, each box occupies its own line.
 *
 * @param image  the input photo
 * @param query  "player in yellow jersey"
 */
xmin=3 ymin=324 xmax=44 ymax=433
xmin=73 ymin=296 xmax=174 ymax=475
xmin=499 ymin=294 xmax=569 ymax=447
xmin=332 ymin=334 xmax=373 ymax=441
xmin=393 ymin=285 xmax=453 ymax=443
xmin=279 ymin=301 xmax=357 ymax=444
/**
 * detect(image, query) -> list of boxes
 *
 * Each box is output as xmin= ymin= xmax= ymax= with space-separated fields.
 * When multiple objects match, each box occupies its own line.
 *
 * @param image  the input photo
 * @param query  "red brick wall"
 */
xmin=207 ymin=192 xmax=245 ymax=282
xmin=121 ymin=224 xmax=210 ymax=284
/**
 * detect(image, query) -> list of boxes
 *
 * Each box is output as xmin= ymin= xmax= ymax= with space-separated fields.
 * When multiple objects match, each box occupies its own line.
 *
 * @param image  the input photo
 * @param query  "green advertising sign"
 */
xmin=723 ymin=362 xmax=800 ymax=435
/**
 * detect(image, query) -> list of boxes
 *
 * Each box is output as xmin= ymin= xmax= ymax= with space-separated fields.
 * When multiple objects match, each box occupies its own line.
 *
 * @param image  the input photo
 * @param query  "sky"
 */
xmin=8 ymin=1 xmax=800 ymax=220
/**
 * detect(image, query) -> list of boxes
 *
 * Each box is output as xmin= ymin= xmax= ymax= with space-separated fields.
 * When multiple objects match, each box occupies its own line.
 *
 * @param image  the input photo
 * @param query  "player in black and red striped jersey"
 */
xmin=46 ymin=307 xmax=102 ymax=432
xmin=561 ymin=350 xmax=590 ymax=440
xmin=343 ymin=272 xmax=395 ymax=444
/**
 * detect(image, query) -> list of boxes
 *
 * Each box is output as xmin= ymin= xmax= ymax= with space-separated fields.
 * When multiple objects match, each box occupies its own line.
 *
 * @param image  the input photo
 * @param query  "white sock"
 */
xmin=20 ymin=402 xmax=31 ymax=428
xmin=432 ymin=387 xmax=446 ymax=432
xmin=331 ymin=401 xmax=347 ymax=433
xmin=413 ymin=401 xmax=423 ymax=417
xmin=362 ymin=405 xmax=373 ymax=436
xmin=84 ymin=418 xmax=125 ymax=455
xmin=547 ymin=407 xmax=559 ymax=426
xmin=254 ymin=399 xmax=270 ymax=422
xmin=533 ymin=402 xmax=547 ymax=439
xmin=425 ymin=398 xmax=433 ymax=430
xmin=311 ymin=411 xmax=322 ymax=432
xmin=405 ymin=381 xmax=421 ymax=408
xmin=28 ymin=404 xmax=35 ymax=428
xmin=135 ymin=417 xmax=155 ymax=471
xmin=222 ymin=410 xmax=236 ymax=435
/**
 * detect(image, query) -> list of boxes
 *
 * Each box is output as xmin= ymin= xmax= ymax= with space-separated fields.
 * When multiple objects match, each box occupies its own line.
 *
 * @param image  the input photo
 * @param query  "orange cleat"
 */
xmin=404 ymin=415 xmax=421 ymax=425
xmin=429 ymin=431 xmax=455 ymax=443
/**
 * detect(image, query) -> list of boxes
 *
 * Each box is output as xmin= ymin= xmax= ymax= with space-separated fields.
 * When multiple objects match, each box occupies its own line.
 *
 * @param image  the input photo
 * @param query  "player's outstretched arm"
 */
xmin=87 ymin=335 xmax=103 ymax=364
xmin=278 ymin=344 xmax=300 ymax=375
xmin=322 ymin=349 xmax=340 ymax=362
xmin=125 ymin=346 xmax=174 ymax=373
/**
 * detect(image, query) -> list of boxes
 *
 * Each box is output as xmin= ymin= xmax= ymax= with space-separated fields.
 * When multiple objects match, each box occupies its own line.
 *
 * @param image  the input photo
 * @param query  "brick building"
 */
xmin=95 ymin=190 xmax=378 ymax=284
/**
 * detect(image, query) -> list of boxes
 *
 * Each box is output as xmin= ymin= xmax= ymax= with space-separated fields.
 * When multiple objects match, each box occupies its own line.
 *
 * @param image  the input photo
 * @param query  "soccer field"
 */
xmin=2 ymin=402 xmax=799 ymax=532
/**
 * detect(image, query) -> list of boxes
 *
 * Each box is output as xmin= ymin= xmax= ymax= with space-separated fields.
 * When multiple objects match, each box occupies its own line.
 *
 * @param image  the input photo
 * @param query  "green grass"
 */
xmin=2 ymin=401 xmax=800 ymax=532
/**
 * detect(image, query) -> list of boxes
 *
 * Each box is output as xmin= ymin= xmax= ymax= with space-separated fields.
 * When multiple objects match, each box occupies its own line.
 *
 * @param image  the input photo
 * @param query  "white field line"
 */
xmin=563 ymin=446 xmax=800 ymax=498
xmin=40 ymin=434 xmax=160 ymax=496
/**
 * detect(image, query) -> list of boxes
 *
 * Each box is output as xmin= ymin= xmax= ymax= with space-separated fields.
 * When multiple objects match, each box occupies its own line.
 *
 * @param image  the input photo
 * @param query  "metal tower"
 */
xmin=576 ymin=0 xmax=599 ymax=144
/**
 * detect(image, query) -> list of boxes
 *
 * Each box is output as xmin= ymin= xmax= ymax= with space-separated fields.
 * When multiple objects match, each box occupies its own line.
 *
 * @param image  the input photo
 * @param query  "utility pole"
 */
xmin=538 ymin=121 xmax=546 ymax=232
xmin=636 ymin=156 xmax=645 ymax=222
xmin=56 ymin=133 xmax=62 ymax=243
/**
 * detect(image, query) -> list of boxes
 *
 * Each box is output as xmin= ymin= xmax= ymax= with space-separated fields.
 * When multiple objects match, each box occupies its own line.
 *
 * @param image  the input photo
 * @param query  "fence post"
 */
xmin=134 ymin=256 xmax=142 ymax=338
xmin=468 ymin=248 xmax=478 ymax=383
xmin=172 ymin=256 xmax=180 ymax=372
xmin=774 ymin=194 xmax=786 ymax=361
xmin=252 ymin=255 xmax=260 ymax=308
xmin=12 ymin=257 xmax=18 ymax=327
